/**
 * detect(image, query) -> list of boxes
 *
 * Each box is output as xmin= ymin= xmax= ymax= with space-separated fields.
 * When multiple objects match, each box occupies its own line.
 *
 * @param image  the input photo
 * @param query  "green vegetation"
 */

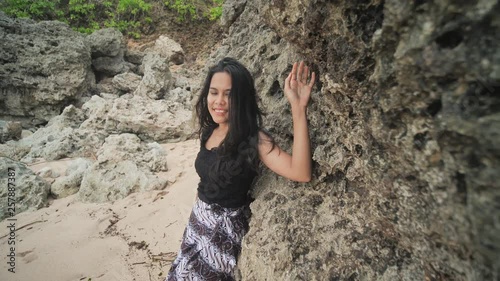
xmin=0 ymin=0 xmax=224 ymax=37
xmin=164 ymin=0 xmax=224 ymax=22
xmin=206 ymin=0 xmax=223 ymax=21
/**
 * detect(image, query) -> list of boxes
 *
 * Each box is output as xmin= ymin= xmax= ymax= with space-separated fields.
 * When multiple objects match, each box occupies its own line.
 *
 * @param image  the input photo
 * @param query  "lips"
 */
xmin=213 ymin=108 xmax=228 ymax=115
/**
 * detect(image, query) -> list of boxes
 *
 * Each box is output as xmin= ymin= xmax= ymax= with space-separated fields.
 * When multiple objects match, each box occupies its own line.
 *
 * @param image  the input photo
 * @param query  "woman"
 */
xmin=166 ymin=57 xmax=315 ymax=280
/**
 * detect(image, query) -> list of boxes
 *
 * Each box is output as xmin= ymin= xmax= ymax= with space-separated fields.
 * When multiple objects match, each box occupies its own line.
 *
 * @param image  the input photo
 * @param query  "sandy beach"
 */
xmin=0 ymin=139 xmax=199 ymax=281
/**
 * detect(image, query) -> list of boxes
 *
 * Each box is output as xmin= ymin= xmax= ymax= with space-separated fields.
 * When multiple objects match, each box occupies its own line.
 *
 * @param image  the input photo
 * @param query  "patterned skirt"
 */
xmin=166 ymin=198 xmax=250 ymax=281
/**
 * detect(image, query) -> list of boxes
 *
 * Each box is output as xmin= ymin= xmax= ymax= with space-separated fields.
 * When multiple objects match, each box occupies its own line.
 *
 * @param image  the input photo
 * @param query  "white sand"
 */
xmin=0 ymin=139 xmax=200 ymax=281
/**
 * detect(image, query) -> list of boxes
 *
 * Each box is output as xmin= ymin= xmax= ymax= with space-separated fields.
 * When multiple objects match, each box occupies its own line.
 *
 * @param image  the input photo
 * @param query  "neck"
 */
xmin=216 ymin=123 xmax=229 ymax=136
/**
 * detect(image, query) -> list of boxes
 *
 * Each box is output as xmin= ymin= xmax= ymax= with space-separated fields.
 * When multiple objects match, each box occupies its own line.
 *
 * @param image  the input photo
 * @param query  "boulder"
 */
xmin=134 ymin=53 xmax=172 ymax=99
xmin=51 ymin=158 xmax=93 ymax=198
xmin=147 ymin=35 xmax=185 ymax=65
xmin=0 ymin=157 xmax=50 ymax=221
xmin=80 ymin=95 xmax=192 ymax=142
xmin=0 ymin=12 xmax=94 ymax=128
xmin=77 ymin=134 xmax=168 ymax=203
xmin=112 ymin=72 xmax=142 ymax=92
xmin=86 ymin=28 xmax=124 ymax=58
xmin=0 ymin=121 xmax=22 ymax=143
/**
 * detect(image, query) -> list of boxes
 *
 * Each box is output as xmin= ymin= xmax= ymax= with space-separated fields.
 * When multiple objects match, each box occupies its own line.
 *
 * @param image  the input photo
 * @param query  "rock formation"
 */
xmin=0 ymin=13 xmax=195 ymax=217
xmin=0 ymin=12 xmax=95 ymax=128
xmin=0 ymin=157 xmax=50 ymax=221
xmin=0 ymin=0 xmax=498 ymax=279
xmin=210 ymin=0 xmax=499 ymax=280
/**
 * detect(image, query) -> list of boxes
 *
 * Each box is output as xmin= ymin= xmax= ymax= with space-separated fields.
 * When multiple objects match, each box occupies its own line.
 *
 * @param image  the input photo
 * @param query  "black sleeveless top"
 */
xmin=195 ymin=126 xmax=258 ymax=208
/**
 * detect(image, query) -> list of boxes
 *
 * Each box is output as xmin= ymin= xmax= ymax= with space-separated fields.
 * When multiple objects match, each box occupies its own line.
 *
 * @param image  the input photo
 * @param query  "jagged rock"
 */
xmin=134 ymin=53 xmax=172 ymax=99
xmin=112 ymin=72 xmax=142 ymax=92
xmin=86 ymin=28 xmax=132 ymax=76
xmin=0 ymin=157 xmax=50 ymax=221
xmin=21 ymin=130 xmax=33 ymax=139
xmin=125 ymin=49 xmax=146 ymax=65
xmin=86 ymin=28 xmax=123 ymax=58
xmin=51 ymin=158 xmax=93 ymax=199
xmin=96 ymin=77 xmax=122 ymax=96
xmin=147 ymin=35 xmax=185 ymax=65
xmin=15 ymin=105 xmax=91 ymax=163
xmin=0 ymin=12 xmax=94 ymax=128
xmin=0 ymin=121 xmax=22 ymax=143
xmin=80 ymin=95 xmax=192 ymax=142
xmin=221 ymin=0 xmax=247 ymax=29
xmin=211 ymin=0 xmax=500 ymax=280
xmin=77 ymin=134 xmax=168 ymax=203
xmin=92 ymin=49 xmax=132 ymax=76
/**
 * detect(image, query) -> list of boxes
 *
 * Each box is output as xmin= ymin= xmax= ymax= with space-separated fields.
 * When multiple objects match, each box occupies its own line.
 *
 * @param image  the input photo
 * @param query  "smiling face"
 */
xmin=207 ymin=72 xmax=232 ymax=126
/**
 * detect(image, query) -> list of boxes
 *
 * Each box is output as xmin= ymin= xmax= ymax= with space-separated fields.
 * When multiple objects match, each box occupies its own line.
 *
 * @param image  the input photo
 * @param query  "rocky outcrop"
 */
xmin=0 ymin=157 xmax=50 ymax=221
xmin=78 ymin=133 xmax=168 ymax=203
xmin=80 ymin=94 xmax=192 ymax=142
xmin=0 ymin=12 xmax=95 ymax=128
xmin=146 ymin=35 xmax=185 ymax=65
xmin=0 ymin=121 xmax=22 ymax=143
xmin=51 ymin=158 xmax=93 ymax=198
xmin=134 ymin=53 xmax=173 ymax=99
xmin=210 ymin=0 xmax=500 ymax=280
xmin=87 ymin=28 xmax=133 ymax=77
xmin=0 ymin=12 xmax=197 ymax=221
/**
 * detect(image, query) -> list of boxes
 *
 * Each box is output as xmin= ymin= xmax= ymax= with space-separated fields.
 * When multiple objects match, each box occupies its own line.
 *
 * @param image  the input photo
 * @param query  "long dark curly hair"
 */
xmin=195 ymin=57 xmax=275 ymax=174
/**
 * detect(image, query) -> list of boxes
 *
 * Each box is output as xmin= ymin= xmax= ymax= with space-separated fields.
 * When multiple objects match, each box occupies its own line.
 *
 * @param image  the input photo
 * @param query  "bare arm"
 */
xmin=259 ymin=61 xmax=315 ymax=182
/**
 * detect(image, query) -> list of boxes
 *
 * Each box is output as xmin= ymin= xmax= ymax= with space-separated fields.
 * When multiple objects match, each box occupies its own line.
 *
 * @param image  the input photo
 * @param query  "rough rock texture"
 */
xmin=209 ymin=1 xmax=500 ymax=280
xmin=80 ymin=94 xmax=192 ymax=142
xmin=134 ymin=53 xmax=173 ymax=99
xmin=86 ymin=28 xmax=123 ymax=58
xmin=0 ymin=12 xmax=95 ymax=128
xmin=51 ymin=158 xmax=93 ymax=198
xmin=0 ymin=89 xmax=193 ymax=164
xmin=0 ymin=157 xmax=50 ymax=221
xmin=147 ymin=35 xmax=185 ymax=65
xmin=0 ymin=121 xmax=22 ymax=143
xmin=112 ymin=72 xmax=142 ymax=92
xmin=86 ymin=28 xmax=132 ymax=77
xmin=77 ymin=133 xmax=168 ymax=203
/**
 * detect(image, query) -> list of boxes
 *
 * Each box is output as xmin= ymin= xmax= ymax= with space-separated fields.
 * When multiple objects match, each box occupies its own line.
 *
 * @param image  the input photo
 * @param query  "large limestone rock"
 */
xmin=51 ymin=158 xmax=93 ymax=198
xmin=78 ymin=134 xmax=168 ymax=203
xmin=147 ymin=35 xmax=185 ymax=65
xmin=10 ymin=105 xmax=102 ymax=163
xmin=0 ymin=12 xmax=94 ymax=128
xmin=0 ymin=157 xmax=50 ymax=221
xmin=80 ymin=94 xmax=192 ymax=142
xmin=0 ymin=121 xmax=22 ymax=143
xmin=86 ymin=28 xmax=132 ymax=76
xmin=211 ymin=0 xmax=500 ymax=280
xmin=0 ymin=91 xmax=193 ymax=166
xmin=134 ymin=53 xmax=172 ymax=99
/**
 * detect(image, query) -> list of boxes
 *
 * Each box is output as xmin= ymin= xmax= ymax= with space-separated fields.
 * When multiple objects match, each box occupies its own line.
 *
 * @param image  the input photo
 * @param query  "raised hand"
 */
xmin=284 ymin=61 xmax=316 ymax=109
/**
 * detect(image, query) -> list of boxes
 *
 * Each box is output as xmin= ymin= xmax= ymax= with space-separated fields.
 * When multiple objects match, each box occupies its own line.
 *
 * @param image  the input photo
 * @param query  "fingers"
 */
xmin=288 ymin=61 xmax=315 ymax=88
xmin=308 ymin=71 xmax=316 ymax=88
xmin=298 ymin=61 xmax=304 ymax=82
xmin=285 ymin=71 xmax=291 ymax=91
xmin=291 ymin=62 xmax=298 ymax=82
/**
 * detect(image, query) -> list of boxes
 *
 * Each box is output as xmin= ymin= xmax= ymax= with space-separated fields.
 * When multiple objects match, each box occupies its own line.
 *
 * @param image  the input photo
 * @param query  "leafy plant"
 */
xmin=207 ymin=0 xmax=223 ymax=21
xmin=1 ymin=0 xmax=60 ymax=20
xmin=164 ymin=0 xmax=197 ymax=22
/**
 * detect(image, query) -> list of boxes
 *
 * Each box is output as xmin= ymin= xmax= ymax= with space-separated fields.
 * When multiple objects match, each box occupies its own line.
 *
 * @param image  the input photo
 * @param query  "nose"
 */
xmin=215 ymin=93 xmax=226 ymax=105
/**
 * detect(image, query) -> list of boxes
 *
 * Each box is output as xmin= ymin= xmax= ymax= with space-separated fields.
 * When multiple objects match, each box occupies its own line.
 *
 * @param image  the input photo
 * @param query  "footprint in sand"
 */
xmin=19 ymin=249 xmax=38 ymax=264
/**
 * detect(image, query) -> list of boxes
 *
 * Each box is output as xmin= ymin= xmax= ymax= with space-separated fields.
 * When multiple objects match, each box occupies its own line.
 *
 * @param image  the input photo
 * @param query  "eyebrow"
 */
xmin=209 ymin=87 xmax=231 ymax=91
